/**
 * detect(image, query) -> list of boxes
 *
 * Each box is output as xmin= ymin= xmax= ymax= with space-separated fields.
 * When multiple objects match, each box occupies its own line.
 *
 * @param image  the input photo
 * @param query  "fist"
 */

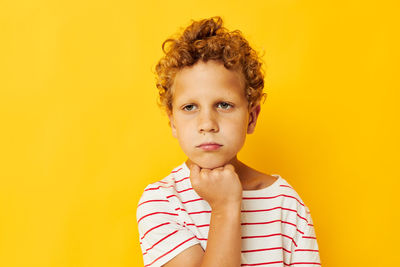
xmin=189 ymin=163 xmax=243 ymax=210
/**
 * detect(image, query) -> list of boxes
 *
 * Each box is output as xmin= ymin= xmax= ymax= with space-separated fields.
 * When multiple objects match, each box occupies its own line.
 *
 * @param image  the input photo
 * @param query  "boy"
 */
xmin=136 ymin=16 xmax=321 ymax=266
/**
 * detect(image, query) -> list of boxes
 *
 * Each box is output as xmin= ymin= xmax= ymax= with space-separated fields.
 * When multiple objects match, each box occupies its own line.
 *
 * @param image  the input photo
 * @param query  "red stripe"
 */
xmin=242 ymin=206 xmax=308 ymax=224
xmin=294 ymin=249 xmax=319 ymax=252
xmin=169 ymin=194 xmax=304 ymax=206
xmin=296 ymin=214 xmax=308 ymax=224
xmin=241 ymin=261 xmax=284 ymax=266
xmin=167 ymin=194 xmax=308 ymax=220
xmin=241 ymin=217 xmax=306 ymax=228
xmin=144 ymin=185 xmax=194 ymax=193
xmin=176 ymin=187 xmax=194 ymax=193
xmin=174 ymin=207 xmax=212 ymax=216
xmin=144 ymin=187 xmax=160 ymax=191
xmin=175 ymin=176 xmax=189 ymax=183
xmin=137 ymin=212 xmax=178 ymax=224
xmin=140 ymin=222 xmax=171 ymax=240
xmin=302 ymin=236 xmax=317 ymax=239
xmin=297 ymin=229 xmax=305 ymax=235
xmin=242 ymin=233 xmax=298 ymax=247
xmin=282 ymin=233 xmax=298 ymax=247
xmin=170 ymin=167 xmax=183 ymax=173
xmin=142 ymin=230 xmax=178 ymax=255
xmin=144 ymin=185 xmax=174 ymax=191
xmin=243 ymin=194 xmax=305 ymax=207
xmin=245 ymin=208 xmax=309 ymax=225
xmin=176 ymin=206 xmax=306 ymax=226
xmin=137 ymin=199 xmax=168 ymax=208
xmin=189 ymin=210 xmax=211 ymax=215
xmin=183 ymin=222 xmax=209 ymax=229
xmin=289 ymin=262 xmax=321 ymax=265
xmin=144 ymin=236 xmax=197 ymax=267
xmin=242 ymin=220 xmax=305 ymax=235
xmin=140 ymin=206 xmax=309 ymax=235
xmin=185 ymin=220 xmax=304 ymax=233
xmin=175 ymin=207 xmax=186 ymax=212
xmin=242 ymin=219 xmax=283 ymax=226
xmin=182 ymin=197 xmax=203 ymax=204
xmin=242 ymin=246 xmax=291 ymax=254
xmin=198 ymin=224 xmax=209 ymax=228
xmin=280 ymin=184 xmax=294 ymax=189
xmin=242 ymin=206 xmax=296 ymax=213
xmin=242 ymin=261 xmax=320 ymax=266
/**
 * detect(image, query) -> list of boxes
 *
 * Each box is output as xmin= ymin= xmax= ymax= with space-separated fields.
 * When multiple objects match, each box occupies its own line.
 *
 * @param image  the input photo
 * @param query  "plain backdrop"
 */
xmin=0 ymin=0 xmax=399 ymax=266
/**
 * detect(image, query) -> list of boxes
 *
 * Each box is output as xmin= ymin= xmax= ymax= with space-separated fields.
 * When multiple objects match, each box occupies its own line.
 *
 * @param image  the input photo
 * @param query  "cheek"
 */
xmin=176 ymin=121 xmax=195 ymax=144
xmin=230 ymin=114 xmax=248 ymax=132
xmin=222 ymin=118 xmax=248 ymax=141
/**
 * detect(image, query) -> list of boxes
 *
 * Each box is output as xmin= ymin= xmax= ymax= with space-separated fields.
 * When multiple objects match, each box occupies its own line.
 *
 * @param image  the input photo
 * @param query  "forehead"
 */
xmin=171 ymin=60 xmax=246 ymax=102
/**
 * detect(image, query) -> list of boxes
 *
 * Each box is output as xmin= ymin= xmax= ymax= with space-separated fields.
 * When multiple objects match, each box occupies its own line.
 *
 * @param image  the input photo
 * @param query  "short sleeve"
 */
xmin=136 ymin=188 xmax=200 ymax=267
xmin=290 ymin=206 xmax=321 ymax=265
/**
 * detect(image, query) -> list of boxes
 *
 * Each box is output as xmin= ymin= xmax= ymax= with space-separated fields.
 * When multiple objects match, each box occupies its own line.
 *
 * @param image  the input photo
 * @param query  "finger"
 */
xmin=199 ymin=169 xmax=210 ymax=180
xmin=213 ymin=166 xmax=225 ymax=171
xmin=224 ymin=164 xmax=235 ymax=172
xmin=190 ymin=164 xmax=200 ymax=178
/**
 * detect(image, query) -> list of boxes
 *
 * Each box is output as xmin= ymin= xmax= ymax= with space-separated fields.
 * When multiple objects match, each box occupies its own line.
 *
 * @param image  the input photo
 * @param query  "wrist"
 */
xmin=211 ymin=201 xmax=242 ymax=215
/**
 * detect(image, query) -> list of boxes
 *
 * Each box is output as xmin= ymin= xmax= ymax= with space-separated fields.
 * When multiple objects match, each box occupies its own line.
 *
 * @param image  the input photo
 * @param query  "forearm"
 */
xmin=200 ymin=203 xmax=242 ymax=267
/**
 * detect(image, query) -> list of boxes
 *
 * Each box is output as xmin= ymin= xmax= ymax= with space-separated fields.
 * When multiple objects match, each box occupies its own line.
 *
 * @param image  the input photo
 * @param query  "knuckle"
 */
xmin=210 ymin=172 xmax=219 ymax=179
xmin=222 ymin=168 xmax=231 ymax=174
xmin=200 ymin=171 xmax=208 ymax=179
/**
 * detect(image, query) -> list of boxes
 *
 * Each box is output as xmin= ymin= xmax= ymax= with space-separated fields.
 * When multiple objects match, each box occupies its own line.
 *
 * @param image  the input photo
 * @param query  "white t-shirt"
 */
xmin=136 ymin=162 xmax=321 ymax=266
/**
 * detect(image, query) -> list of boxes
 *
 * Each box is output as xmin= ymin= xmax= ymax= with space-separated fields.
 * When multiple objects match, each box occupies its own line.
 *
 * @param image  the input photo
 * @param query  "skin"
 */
xmin=168 ymin=59 xmax=276 ymax=189
xmin=164 ymin=59 xmax=277 ymax=267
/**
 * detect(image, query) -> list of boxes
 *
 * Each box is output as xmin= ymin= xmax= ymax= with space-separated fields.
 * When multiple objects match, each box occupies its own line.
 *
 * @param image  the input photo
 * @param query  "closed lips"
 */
xmin=197 ymin=143 xmax=222 ymax=147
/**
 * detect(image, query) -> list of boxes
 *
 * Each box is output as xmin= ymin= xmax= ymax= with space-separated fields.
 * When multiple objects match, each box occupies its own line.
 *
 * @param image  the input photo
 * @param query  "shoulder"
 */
xmin=136 ymin=164 xmax=202 ymax=267
xmin=242 ymin=167 xmax=310 ymax=211
xmin=250 ymin=171 xmax=311 ymax=218
xmin=274 ymin=175 xmax=307 ymax=206
xmin=258 ymin=173 xmax=279 ymax=189
xmin=136 ymin=163 xmax=190 ymax=210
xmin=274 ymin=175 xmax=315 ymax=228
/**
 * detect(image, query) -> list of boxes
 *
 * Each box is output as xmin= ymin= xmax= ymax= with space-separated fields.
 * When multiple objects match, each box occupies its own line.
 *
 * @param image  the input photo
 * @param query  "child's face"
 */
xmin=168 ymin=60 xmax=261 ymax=169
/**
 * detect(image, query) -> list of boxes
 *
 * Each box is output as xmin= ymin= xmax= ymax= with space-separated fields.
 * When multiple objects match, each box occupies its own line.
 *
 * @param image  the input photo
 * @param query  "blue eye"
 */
xmin=183 ymin=104 xmax=196 ymax=111
xmin=217 ymin=102 xmax=233 ymax=110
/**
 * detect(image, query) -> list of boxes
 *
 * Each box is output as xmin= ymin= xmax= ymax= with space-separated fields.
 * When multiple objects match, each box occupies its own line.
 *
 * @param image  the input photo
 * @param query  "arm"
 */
xmin=164 ymin=203 xmax=242 ymax=267
xmin=164 ymin=164 xmax=242 ymax=267
xmin=290 ymin=206 xmax=321 ymax=265
xmin=201 ymin=203 xmax=242 ymax=266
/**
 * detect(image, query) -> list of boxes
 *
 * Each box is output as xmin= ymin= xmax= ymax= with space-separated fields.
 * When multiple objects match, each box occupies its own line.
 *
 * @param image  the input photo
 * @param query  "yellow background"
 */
xmin=1 ymin=0 xmax=399 ymax=266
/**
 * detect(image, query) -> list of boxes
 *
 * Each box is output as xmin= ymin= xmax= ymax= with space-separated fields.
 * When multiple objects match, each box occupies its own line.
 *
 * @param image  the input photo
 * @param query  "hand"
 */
xmin=189 ymin=163 xmax=243 ymax=210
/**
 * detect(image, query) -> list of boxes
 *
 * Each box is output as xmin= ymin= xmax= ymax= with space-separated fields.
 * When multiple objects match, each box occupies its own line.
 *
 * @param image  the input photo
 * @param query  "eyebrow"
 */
xmin=176 ymin=96 xmax=239 ymax=105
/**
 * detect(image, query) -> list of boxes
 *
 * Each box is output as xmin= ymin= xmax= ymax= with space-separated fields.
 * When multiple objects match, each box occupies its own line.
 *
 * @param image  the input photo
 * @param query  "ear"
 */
xmin=247 ymin=103 xmax=261 ymax=134
xmin=168 ymin=114 xmax=178 ymax=138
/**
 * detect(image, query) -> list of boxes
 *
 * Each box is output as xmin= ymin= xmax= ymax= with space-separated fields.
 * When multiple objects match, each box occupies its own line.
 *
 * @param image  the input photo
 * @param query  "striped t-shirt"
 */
xmin=136 ymin=162 xmax=321 ymax=266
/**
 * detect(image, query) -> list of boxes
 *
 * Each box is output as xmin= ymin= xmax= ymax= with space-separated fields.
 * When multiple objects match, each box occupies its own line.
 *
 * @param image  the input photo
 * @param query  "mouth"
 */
xmin=196 ymin=142 xmax=223 ymax=151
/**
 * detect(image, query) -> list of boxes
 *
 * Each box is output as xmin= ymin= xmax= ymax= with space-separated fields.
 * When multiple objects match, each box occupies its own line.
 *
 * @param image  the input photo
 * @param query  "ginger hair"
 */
xmin=155 ymin=16 xmax=266 ymax=115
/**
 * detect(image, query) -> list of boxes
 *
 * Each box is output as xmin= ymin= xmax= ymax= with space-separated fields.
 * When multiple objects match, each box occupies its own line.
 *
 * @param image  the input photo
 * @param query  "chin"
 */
xmin=193 ymin=158 xmax=229 ymax=170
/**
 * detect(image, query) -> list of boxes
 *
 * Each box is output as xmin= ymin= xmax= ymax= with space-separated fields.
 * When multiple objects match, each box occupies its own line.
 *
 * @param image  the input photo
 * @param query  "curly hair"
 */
xmin=155 ymin=16 xmax=266 ymax=115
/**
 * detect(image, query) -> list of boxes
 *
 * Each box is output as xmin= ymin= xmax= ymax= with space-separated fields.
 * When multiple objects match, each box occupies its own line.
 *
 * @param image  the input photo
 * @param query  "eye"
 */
xmin=217 ymin=102 xmax=233 ymax=110
xmin=182 ymin=104 xmax=197 ymax=111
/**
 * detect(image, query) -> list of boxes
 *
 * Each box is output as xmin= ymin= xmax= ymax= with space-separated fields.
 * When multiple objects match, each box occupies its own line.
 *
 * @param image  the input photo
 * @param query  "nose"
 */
xmin=197 ymin=108 xmax=219 ymax=134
